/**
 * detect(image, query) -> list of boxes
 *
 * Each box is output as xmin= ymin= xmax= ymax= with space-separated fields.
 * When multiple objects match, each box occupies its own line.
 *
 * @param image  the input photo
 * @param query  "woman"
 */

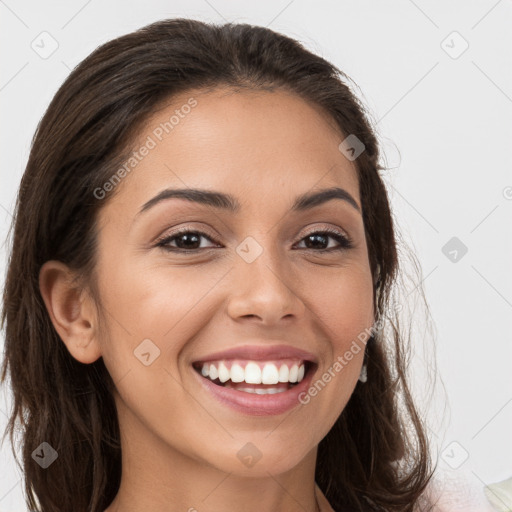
xmin=1 ymin=18 xmax=437 ymax=512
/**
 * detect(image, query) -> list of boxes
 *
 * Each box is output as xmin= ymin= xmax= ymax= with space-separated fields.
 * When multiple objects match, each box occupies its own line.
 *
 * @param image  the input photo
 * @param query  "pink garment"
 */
xmin=420 ymin=468 xmax=498 ymax=512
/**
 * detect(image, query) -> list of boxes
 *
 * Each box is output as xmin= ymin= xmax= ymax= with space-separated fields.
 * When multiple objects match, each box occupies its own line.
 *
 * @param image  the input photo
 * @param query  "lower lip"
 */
xmin=193 ymin=364 xmax=316 ymax=416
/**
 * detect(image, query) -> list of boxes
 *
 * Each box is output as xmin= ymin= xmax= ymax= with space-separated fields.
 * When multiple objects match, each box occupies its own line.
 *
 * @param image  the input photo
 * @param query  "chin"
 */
xmin=198 ymin=438 xmax=315 ymax=478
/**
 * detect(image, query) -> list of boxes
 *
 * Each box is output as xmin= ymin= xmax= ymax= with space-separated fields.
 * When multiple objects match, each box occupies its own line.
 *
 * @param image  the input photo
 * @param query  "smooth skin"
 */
xmin=39 ymin=86 xmax=375 ymax=512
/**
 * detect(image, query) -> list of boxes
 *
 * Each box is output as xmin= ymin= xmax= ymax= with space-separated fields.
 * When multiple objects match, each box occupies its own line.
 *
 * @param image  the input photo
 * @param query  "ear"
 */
xmin=39 ymin=260 xmax=102 ymax=364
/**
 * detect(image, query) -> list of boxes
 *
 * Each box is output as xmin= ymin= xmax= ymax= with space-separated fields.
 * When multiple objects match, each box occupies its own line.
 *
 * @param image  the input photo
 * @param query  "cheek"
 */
xmin=306 ymin=265 xmax=374 ymax=344
xmin=95 ymin=251 xmax=194 ymax=346
xmin=301 ymin=268 xmax=372 ymax=413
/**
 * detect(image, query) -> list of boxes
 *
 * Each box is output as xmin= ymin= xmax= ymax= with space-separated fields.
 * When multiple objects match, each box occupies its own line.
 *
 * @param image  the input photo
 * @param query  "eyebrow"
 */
xmin=136 ymin=186 xmax=361 ymax=218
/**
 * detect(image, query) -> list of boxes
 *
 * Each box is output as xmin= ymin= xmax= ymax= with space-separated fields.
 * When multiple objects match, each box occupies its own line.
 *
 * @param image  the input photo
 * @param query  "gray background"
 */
xmin=1 ymin=1 xmax=511 ymax=510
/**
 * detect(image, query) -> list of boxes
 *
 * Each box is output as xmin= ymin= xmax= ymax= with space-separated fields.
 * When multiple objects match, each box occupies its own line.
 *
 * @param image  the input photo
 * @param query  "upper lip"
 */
xmin=192 ymin=343 xmax=318 ymax=364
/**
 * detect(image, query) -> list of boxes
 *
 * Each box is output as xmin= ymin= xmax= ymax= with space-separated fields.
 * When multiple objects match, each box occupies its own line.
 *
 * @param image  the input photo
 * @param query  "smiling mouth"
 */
xmin=192 ymin=359 xmax=315 ymax=395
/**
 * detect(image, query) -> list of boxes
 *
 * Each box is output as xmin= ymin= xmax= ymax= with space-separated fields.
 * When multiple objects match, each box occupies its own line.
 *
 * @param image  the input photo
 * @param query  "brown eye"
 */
xmin=155 ymin=227 xmax=353 ymax=254
xmin=156 ymin=230 xmax=220 ymax=252
xmin=295 ymin=229 xmax=353 ymax=252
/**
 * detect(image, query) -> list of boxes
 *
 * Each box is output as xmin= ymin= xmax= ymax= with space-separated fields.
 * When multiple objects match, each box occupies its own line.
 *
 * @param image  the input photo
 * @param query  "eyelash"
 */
xmin=155 ymin=227 xmax=354 ymax=254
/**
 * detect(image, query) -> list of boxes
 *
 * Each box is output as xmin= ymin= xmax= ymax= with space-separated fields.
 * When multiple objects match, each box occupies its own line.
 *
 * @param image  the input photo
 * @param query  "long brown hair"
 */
xmin=1 ymin=18 xmax=438 ymax=511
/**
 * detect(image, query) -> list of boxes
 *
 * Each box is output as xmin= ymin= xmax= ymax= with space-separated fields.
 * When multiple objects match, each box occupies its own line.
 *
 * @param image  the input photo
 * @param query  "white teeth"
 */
xmin=197 ymin=359 xmax=309 ymax=385
xmin=244 ymin=362 xmax=262 ymax=384
xmin=230 ymin=363 xmax=245 ymax=383
xmin=228 ymin=386 xmax=288 ymax=395
xmin=261 ymin=363 xmax=279 ymax=385
xmin=297 ymin=364 xmax=305 ymax=382
xmin=218 ymin=362 xmax=230 ymax=383
xmin=209 ymin=364 xmax=218 ymax=380
xmin=278 ymin=364 xmax=289 ymax=382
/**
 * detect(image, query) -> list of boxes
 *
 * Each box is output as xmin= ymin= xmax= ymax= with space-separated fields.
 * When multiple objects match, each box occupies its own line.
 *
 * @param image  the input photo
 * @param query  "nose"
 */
xmin=226 ymin=246 xmax=306 ymax=326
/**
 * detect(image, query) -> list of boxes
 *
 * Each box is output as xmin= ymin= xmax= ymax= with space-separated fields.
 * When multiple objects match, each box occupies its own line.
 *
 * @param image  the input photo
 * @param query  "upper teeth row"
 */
xmin=200 ymin=361 xmax=306 ymax=384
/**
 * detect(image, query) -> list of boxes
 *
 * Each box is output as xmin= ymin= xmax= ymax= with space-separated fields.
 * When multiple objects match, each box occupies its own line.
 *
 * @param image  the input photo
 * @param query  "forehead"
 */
xmin=104 ymin=86 xmax=360 ymax=218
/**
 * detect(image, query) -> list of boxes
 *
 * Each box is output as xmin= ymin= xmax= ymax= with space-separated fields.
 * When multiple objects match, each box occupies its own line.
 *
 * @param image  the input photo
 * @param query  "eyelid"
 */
xmin=300 ymin=224 xmax=349 ymax=239
xmin=154 ymin=223 xmax=350 ymax=243
xmin=154 ymin=223 xmax=354 ymax=253
xmin=153 ymin=223 xmax=219 ymax=244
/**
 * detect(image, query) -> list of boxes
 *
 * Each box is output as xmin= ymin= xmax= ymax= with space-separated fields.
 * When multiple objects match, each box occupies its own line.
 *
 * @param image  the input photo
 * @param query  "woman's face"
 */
xmin=93 ymin=86 xmax=375 ymax=476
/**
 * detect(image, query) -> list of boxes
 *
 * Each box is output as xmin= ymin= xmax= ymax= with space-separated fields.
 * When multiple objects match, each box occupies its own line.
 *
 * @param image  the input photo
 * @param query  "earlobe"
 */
xmin=38 ymin=260 xmax=102 ymax=364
